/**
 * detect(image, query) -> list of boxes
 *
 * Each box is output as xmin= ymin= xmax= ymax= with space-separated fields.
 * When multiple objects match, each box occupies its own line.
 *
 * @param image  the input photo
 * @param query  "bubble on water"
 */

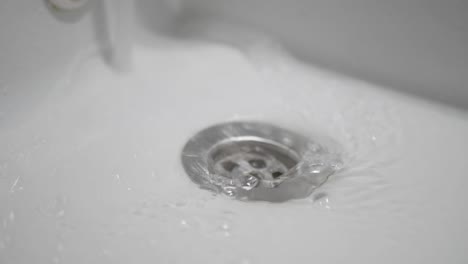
xmin=218 ymin=222 xmax=231 ymax=237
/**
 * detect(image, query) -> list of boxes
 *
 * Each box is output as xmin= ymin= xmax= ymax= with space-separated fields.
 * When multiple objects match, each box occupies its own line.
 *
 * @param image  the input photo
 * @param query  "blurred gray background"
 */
xmin=139 ymin=0 xmax=468 ymax=109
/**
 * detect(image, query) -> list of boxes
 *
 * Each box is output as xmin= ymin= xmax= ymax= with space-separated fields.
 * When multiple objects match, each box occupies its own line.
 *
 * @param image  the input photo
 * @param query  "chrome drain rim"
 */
xmin=181 ymin=121 xmax=340 ymax=202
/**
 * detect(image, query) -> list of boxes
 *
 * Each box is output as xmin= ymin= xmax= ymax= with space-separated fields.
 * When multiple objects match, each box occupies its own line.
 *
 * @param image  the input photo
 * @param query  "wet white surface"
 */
xmin=1 ymin=34 xmax=468 ymax=264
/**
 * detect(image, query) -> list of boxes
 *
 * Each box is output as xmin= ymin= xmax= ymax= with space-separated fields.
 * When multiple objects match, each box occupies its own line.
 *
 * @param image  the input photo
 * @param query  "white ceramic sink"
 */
xmin=1 ymin=1 xmax=467 ymax=263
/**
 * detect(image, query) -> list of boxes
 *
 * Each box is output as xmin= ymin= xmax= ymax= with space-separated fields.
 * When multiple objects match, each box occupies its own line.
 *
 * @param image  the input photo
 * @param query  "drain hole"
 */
xmin=249 ymin=159 xmax=266 ymax=169
xmin=222 ymin=160 xmax=238 ymax=172
xmin=181 ymin=121 xmax=341 ymax=202
xmin=271 ymin=171 xmax=283 ymax=178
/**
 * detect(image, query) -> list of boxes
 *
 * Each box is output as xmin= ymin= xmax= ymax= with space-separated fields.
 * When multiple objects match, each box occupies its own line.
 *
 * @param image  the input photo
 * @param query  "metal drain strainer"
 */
xmin=181 ymin=121 xmax=341 ymax=202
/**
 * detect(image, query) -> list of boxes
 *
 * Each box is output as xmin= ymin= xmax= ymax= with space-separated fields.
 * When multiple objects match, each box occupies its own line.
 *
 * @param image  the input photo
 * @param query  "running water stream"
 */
xmin=100 ymin=0 xmax=132 ymax=71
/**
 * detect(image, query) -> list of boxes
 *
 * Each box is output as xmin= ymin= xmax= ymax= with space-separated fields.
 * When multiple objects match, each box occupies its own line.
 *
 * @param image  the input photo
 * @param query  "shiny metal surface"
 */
xmin=181 ymin=121 xmax=337 ymax=202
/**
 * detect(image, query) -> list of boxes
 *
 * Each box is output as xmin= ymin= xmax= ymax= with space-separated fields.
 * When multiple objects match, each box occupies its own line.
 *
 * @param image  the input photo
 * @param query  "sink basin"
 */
xmin=1 ymin=1 xmax=467 ymax=263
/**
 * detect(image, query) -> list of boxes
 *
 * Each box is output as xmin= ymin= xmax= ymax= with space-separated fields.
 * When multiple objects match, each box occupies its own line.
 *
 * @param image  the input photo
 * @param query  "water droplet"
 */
xmin=240 ymin=174 xmax=259 ymax=190
xmin=309 ymin=162 xmax=326 ymax=174
xmin=219 ymin=222 xmax=231 ymax=237
xmin=321 ymin=198 xmax=331 ymax=209
xmin=221 ymin=222 xmax=230 ymax=230
xmin=180 ymin=219 xmax=189 ymax=228
xmin=114 ymin=174 xmax=121 ymax=184
xmin=282 ymin=137 xmax=293 ymax=146
xmin=9 ymin=176 xmax=21 ymax=193
xmin=222 ymin=186 xmax=237 ymax=197
xmin=314 ymin=193 xmax=332 ymax=210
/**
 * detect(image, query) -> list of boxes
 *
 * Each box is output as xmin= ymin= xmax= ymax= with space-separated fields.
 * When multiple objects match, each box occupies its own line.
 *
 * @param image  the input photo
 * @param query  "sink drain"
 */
xmin=181 ymin=121 xmax=341 ymax=202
